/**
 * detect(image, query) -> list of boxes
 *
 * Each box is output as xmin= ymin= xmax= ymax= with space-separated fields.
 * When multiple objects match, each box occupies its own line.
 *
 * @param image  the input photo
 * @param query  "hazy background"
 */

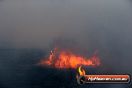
xmin=0 ymin=0 xmax=132 ymax=88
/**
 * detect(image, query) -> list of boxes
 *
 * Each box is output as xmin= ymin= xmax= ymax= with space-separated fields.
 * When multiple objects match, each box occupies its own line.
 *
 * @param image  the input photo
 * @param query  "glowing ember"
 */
xmin=38 ymin=48 xmax=100 ymax=69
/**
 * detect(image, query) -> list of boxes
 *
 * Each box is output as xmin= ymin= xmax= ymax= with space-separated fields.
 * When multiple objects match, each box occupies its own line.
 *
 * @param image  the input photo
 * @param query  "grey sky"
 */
xmin=0 ymin=0 xmax=132 ymax=49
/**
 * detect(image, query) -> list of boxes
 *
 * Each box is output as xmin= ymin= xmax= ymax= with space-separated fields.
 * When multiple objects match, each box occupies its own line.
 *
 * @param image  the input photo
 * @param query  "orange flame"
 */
xmin=38 ymin=48 xmax=100 ymax=69
xmin=78 ymin=66 xmax=86 ymax=76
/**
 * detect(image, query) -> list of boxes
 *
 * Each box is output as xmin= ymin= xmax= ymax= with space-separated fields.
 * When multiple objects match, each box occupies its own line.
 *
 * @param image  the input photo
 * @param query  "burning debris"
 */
xmin=38 ymin=48 xmax=100 ymax=69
